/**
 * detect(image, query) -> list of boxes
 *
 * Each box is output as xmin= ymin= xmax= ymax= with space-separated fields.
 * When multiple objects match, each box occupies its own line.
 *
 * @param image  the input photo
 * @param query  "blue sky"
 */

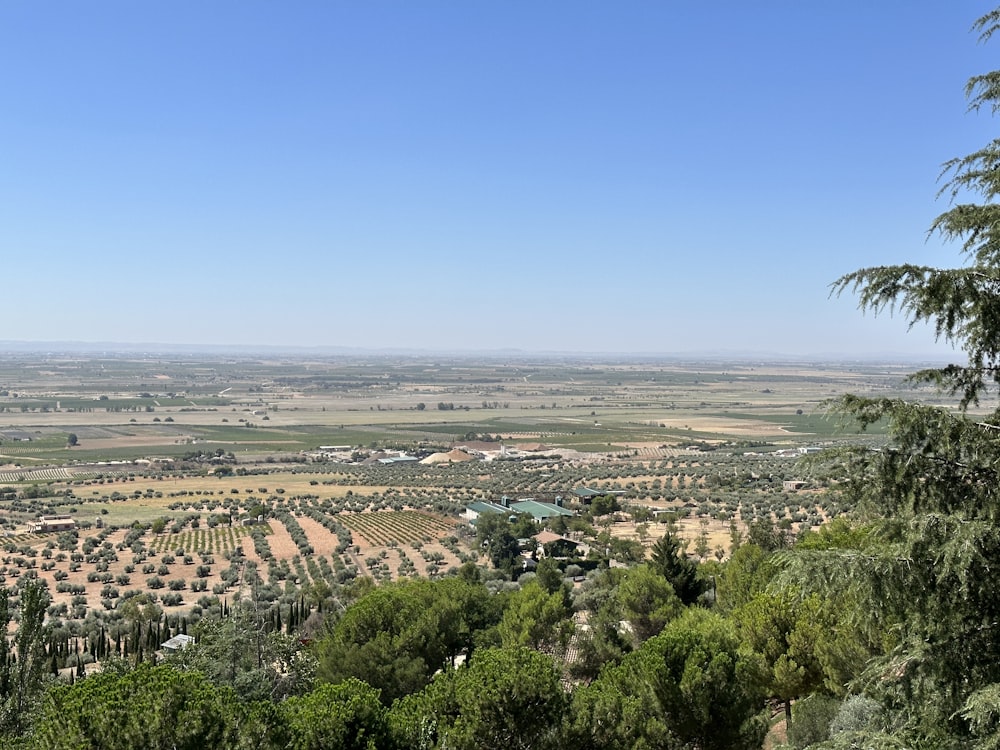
xmin=1 ymin=2 xmax=994 ymax=356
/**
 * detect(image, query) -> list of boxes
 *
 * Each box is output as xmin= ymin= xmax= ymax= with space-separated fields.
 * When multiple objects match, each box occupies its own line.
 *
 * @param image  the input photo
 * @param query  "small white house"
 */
xmin=160 ymin=634 xmax=195 ymax=653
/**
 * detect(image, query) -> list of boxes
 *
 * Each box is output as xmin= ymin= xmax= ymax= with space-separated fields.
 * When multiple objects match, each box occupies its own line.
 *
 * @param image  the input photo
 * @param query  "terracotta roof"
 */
xmin=534 ymin=530 xmax=566 ymax=545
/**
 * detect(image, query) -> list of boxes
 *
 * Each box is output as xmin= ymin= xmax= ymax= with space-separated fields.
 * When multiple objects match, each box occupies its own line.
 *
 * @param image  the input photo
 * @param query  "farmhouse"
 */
xmin=2 ymin=430 xmax=33 ymax=442
xmin=773 ymin=449 xmax=801 ymax=458
xmin=376 ymin=455 xmax=419 ymax=465
xmin=573 ymin=486 xmax=627 ymax=503
xmin=534 ymin=529 xmax=583 ymax=557
xmin=27 ymin=515 xmax=76 ymax=533
xmin=160 ymin=634 xmax=195 ymax=653
xmin=467 ymin=496 xmax=576 ymax=522
xmin=509 ymin=499 xmax=575 ymax=521
xmin=783 ymin=480 xmax=808 ymax=491
xmin=464 ymin=501 xmax=510 ymax=524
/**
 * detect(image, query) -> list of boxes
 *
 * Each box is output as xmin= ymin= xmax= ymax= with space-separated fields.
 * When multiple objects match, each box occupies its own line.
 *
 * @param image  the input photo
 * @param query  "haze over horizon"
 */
xmin=2 ymin=2 xmax=987 ymax=359
xmin=0 ymin=339 xmax=957 ymax=365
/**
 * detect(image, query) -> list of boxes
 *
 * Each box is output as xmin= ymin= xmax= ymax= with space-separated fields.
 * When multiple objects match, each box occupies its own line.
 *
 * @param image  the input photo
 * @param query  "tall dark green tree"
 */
xmin=732 ymin=590 xmax=829 ymax=726
xmin=476 ymin=513 xmax=520 ymax=576
xmin=649 ymin=531 xmax=705 ymax=605
xmin=0 ymin=580 xmax=50 ymax=738
xmin=802 ymin=7 xmax=1000 ymax=746
xmin=615 ymin=564 xmax=682 ymax=644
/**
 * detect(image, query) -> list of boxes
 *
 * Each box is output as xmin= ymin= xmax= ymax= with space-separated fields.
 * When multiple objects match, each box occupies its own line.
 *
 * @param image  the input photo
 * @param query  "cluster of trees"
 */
xmin=5 ymin=563 xmax=779 ymax=750
xmin=0 ymin=520 xmax=908 ymax=749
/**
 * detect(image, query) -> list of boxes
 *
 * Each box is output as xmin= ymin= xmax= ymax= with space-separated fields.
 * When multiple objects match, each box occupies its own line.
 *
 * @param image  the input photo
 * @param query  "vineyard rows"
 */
xmin=150 ymin=525 xmax=255 ymax=554
xmin=0 ymin=468 xmax=73 ymax=482
xmin=338 ymin=511 xmax=458 ymax=547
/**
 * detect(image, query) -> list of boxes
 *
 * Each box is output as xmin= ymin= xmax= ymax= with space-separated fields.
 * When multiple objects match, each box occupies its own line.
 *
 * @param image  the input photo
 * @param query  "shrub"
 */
xmin=788 ymin=695 xmax=841 ymax=749
xmin=829 ymin=695 xmax=882 ymax=737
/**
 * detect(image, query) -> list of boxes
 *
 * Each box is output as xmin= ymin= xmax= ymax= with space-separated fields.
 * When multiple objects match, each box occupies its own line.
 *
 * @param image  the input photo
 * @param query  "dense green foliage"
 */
xmin=805 ymin=7 xmax=1000 ymax=747
xmin=313 ymin=578 xmax=500 ymax=704
xmin=568 ymin=609 xmax=768 ymax=750
xmin=0 ymin=581 xmax=50 ymax=737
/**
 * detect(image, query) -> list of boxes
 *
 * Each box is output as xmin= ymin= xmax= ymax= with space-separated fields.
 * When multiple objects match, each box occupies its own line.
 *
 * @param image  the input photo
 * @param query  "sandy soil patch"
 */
xmin=73 ymin=435 xmax=195 ymax=450
xmin=295 ymin=514 xmax=344 ymax=557
xmin=607 ymin=517 xmax=734 ymax=560
xmin=358 ymin=542 xmax=464 ymax=579
xmin=264 ymin=522 xmax=302 ymax=560
xmin=656 ymin=417 xmax=792 ymax=437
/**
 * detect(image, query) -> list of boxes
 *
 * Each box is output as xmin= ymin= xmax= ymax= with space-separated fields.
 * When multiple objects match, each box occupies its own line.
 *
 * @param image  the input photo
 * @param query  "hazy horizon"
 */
xmin=0 ymin=338 xmax=957 ymax=364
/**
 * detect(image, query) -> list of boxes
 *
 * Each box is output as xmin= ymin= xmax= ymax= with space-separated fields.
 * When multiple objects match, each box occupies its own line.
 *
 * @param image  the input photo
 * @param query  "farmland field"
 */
xmin=0 ymin=353 xmax=950 ymax=626
xmin=148 ymin=524 xmax=255 ymax=554
xmin=338 ymin=511 xmax=461 ymax=548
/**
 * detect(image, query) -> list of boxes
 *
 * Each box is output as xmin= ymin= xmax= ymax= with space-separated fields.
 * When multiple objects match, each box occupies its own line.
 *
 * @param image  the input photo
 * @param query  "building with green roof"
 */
xmin=509 ymin=499 xmax=575 ymax=520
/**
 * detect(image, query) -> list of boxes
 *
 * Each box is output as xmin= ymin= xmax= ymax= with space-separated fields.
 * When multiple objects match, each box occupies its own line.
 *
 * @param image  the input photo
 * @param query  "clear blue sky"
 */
xmin=2 ymin=2 xmax=994 ymax=356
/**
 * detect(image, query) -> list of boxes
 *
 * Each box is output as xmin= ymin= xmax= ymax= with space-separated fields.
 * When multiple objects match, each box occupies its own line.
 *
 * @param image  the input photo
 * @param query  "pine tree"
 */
xmin=649 ymin=531 xmax=704 ymax=606
xmin=804 ymin=6 xmax=1000 ymax=746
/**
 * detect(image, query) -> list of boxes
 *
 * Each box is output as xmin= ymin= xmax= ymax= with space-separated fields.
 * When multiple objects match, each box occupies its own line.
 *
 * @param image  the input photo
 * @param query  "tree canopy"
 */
xmin=312 ymin=577 xmax=500 ymax=704
xmin=805 ymin=6 xmax=1000 ymax=746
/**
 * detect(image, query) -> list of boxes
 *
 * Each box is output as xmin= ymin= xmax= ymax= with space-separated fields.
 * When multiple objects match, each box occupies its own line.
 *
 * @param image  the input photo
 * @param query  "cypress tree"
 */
xmin=649 ymin=532 xmax=704 ymax=606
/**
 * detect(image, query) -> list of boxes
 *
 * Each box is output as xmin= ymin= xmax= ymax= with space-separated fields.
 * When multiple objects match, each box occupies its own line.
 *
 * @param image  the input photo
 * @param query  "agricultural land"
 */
xmin=0 ymin=354 xmax=942 ymax=624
